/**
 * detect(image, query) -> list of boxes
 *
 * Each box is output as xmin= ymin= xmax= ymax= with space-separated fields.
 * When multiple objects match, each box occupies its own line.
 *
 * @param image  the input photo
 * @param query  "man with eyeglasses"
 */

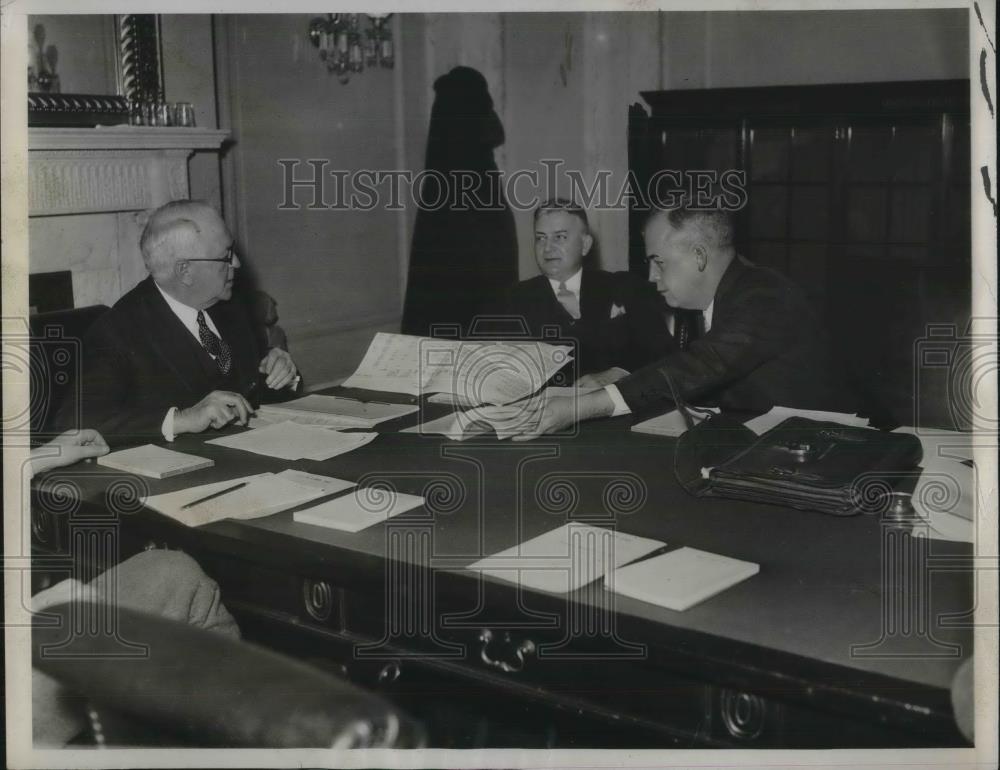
xmin=512 ymin=204 xmax=854 ymax=438
xmin=54 ymin=200 xmax=299 ymax=445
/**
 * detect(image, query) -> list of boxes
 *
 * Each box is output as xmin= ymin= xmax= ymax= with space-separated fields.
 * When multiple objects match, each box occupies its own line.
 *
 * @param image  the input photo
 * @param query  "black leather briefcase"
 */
xmin=674 ymin=415 xmax=923 ymax=516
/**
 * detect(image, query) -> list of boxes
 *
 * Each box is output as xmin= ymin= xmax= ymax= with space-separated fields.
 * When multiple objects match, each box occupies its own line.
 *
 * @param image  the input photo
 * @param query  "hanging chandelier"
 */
xmin=308 ymin=13 xmax=393 ymax=84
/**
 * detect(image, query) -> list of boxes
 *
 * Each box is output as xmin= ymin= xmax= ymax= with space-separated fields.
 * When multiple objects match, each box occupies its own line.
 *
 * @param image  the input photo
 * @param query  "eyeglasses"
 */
xmin=186 ymin=243 xmax=237 ymax=266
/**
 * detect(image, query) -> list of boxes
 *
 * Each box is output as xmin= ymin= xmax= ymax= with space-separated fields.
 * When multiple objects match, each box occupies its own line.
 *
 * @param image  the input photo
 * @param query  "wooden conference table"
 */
xmin=31 ymin=387 xmax=974 ymax=748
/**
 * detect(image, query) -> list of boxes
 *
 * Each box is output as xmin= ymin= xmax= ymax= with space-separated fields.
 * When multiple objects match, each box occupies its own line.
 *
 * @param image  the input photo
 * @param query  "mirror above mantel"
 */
xmin=28 ymin=14 xmax=162 ymax=127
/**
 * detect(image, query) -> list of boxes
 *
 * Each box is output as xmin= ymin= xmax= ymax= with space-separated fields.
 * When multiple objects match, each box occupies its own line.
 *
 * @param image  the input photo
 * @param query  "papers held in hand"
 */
xmin=253 ymin=394 xmax=418 ymax=429
xmin=466 ymin=524 xmax=665 ymax=594
xmin=97 ymin=445 xmax=213 ymax=479
xmin=342 ymin=332 xmax=572 ymax=405
xmin=141 ymin=469 xmax=352 ymax=528
xmin=403 ymin=403 xmax=537 ymax=441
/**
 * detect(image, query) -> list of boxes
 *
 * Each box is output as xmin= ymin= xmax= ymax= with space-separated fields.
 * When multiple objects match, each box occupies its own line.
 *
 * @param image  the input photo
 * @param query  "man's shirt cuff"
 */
xmin=161 ymin=406 xmax=178 ymax=442
xmin=604 ymin=385 xmax=631 ymax=417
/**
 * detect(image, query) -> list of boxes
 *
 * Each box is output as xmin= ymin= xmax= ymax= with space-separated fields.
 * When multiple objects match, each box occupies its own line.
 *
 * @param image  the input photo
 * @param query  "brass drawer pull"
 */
xmin=478 ymin=628 xmax=536 ymax=674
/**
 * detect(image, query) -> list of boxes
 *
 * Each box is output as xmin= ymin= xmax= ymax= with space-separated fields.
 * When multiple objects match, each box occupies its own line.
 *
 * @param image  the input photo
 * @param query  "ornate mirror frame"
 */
xmin=28 ymin=14 xmax=163 ymax=127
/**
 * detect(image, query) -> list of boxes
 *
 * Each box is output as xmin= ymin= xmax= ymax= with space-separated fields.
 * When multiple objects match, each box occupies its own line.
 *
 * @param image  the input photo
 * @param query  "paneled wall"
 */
xmin=217 ymin=8 xmax=967 ymax=385
xmin=402 ymin=9 xmax=967 ymax=282
xmin=218 ymin=14 xmax=402 ymax=388
xmin=24 ymin=10 xmax=969 ymax=385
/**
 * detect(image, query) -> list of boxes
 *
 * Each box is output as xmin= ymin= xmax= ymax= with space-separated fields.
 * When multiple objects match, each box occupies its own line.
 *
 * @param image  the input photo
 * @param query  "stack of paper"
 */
xmin=142 ymin=470 xmax=339 ymax=528
xmin=911 ymin=457 xmax=974 ymax=543
xmin=403 ymin=404 xmax=537 ymax=441
xmin=97 ymin=444 xmax=213 ymax=479
xmin=255 ymin=394 xmax=418 ymax=429
xmin=342 ymin=332 xmax=572 ymax=405
xmin=466 ymin=524 xmax=665 ymax=594
xmin=890 ymin=426 xmax=975 ymax=543
xmin=744 ymin=406 xmax=869 ymax=435
xmin=427 ymin=392 xmax=482 ymax=408
xmin=631 ymin=407 xmax=720 ymax=438
xmin=294 ymin=488 xmax=425 ymax=533
xmin=604 ymin=547 xmax=759 ymax=611
xmin=206 ymin=421 xmax=377 ymax=460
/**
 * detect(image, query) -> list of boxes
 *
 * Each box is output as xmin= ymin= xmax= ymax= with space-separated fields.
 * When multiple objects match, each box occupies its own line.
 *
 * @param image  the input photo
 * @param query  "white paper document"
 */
xmin=342 ymin=332 xmax=572 ymax=405
xmin=605 ymin=547 xmax=759 ymax=611
xmin=427 ymin=392 xmax=482 ymax=408
xmin=275 ymin=469 xmax=357 ymax=495
xmin=892 ymin=426 xmax=974 ymax=463
xmin=466 ymin=524 xmax=665 ymax=594
xmin=206 ymin=421 xmax=377 ymax=461
xmin=97 ymin=444 xmax=213 ymax=479
xmin=256 ymin=394 xmax=418 ymax=428
xmin=293 ymin=488 xmax=426 ymax=533
xmin=544 ymin=384 xmax=602 ymax=397
xmin=744 ymin=406 xmax=869 ymax=435
xmin=631 ymin=407 xmax=721 ymax=437
xmin=142 ymin=472 xmax=331 ymax=528
xmin=403 ymin=404 xmax=536 ymax=441
xmin=912 ymin=457 xmax=974 ymax=543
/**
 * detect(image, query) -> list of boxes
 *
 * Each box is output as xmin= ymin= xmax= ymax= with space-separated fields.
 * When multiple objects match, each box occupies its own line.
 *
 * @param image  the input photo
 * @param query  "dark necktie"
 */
xmin=556 ymin=281 xmax=581 ymax=320
xmin=674 ymin=309 xmax=704 ymax=352
xmin=197 ymin=310 xmax=233 ymax=374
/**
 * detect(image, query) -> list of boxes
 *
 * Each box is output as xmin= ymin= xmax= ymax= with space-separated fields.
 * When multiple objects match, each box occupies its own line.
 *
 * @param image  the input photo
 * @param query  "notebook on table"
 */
xmin=466 ymin=524 xmax=666 ymax=594
xmin=97 ymin=444 xmax=213 ymax=479
xmin=604 ymin=547 xmax=759 ymax=611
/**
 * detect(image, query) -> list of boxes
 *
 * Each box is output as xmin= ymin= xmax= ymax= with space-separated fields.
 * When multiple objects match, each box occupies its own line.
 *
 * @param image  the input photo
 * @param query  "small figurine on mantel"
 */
xmin=31 ymin=24 xmax=61 ymax=94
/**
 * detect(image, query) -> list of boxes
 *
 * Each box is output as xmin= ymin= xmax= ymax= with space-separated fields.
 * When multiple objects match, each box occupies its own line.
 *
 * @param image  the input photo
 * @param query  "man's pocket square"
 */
xmin=610 ymin=304 xmax=627 ymax=319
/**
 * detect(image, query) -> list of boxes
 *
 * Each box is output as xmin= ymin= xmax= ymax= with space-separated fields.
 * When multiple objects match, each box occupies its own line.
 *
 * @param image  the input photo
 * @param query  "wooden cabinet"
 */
xmin=629 ymin=80 xmax=971 ymax=429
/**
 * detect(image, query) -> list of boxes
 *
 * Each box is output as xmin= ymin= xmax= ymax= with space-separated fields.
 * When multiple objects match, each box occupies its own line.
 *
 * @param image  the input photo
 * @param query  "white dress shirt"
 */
xmin=605 ymin=301 xmax=714 ymax=417
xmin=155 ymin=282 xmax=223 ymax=346
xmin=154 ymin=283 xmax=224 ymax=441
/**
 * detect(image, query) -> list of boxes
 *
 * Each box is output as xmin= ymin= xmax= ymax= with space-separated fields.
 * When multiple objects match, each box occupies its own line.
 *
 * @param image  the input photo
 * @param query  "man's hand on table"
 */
xmin=510 ymin=389 xmax=617 ymax=441
xmin=30 ymin=429 xmax=111 ymax=476
xmin=574 ymin=367 xmax=630 ymax=391
xmin=259 ymin=347 xmax=298 ymax=390
xmin=175 ymin=390 xmax=253 ymax=435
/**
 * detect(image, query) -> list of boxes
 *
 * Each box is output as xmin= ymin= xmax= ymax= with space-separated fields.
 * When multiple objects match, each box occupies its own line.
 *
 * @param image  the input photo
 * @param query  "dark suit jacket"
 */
xmin=53 ymin=277 xmax=265 ymax=445
xmin=616 ymin=256 xmax=856 ymax=414
xmin=486 ymin=269 xmax=671 ymax=380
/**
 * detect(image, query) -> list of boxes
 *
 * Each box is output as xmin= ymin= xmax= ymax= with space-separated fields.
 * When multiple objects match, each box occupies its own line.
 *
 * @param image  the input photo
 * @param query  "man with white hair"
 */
xmin=55 ymin=200 xmax=298 ymax=445
xmin=514 ymin=203 xmax=853 ymax=437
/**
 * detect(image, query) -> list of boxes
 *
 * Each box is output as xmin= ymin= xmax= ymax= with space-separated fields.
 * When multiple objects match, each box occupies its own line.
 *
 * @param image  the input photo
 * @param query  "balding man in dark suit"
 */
xmin=513 ymin=204 xmax=855 ymax=437
xmin=55 ymin=200 xmax=299 ymax=445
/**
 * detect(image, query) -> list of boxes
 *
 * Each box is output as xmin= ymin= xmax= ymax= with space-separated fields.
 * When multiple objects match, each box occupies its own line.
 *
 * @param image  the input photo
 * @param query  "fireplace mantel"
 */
xmin=28 ymin=127 xmax=230 ymax=217
xmin=28 ymin=126 xmax=231 ymax=307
